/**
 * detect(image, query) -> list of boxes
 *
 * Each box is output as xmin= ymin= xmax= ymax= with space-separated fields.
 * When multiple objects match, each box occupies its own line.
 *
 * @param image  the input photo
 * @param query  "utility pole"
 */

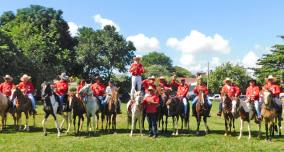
xmin=207 ymin=61 xmax=209 ymax=88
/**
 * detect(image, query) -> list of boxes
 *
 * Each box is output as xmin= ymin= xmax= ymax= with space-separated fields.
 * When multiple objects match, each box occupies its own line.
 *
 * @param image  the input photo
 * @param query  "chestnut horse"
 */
xmin=68 ymin=93 xmax=85 ymax=134
xmin=10 ymin=87 xmax=35 ymax=131
xmin=195 ymin=90 xmax=210 ymax=135
xmin=222 ymin=94 xmax=236 ymax=136
xmin=0 ymin=93 xmax=9 ymax=131
xmin=261 ymin=90 xmax=277 ymax=141
xmin=105 ymin=87 xmax=119 ymax=133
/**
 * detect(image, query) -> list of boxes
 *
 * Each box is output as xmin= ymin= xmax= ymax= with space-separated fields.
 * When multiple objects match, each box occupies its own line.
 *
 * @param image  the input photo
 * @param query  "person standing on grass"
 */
xmin=129 ymin=56 xmax=145 ymax=101
xmin=142 ymin=86 xmax=160 ymax=138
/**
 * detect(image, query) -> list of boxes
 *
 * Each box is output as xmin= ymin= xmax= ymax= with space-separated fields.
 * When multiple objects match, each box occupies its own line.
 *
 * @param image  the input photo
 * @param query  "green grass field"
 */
xmin=0 ymin=102 xmax=283 ymax=152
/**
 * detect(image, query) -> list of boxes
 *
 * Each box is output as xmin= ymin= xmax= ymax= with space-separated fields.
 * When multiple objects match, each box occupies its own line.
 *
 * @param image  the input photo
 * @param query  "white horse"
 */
xmin=79 ymin=84 xmax=100 ymax=135
xmin=127 ymin=91 xmax=143 ymax=137
xmin=0 ymin=93 xmax=9 ymax=132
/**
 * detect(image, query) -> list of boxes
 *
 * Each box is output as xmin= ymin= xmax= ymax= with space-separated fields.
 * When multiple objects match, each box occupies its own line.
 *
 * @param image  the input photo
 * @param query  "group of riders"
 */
xmin=0 ymin=55 xmax=283 ymax=138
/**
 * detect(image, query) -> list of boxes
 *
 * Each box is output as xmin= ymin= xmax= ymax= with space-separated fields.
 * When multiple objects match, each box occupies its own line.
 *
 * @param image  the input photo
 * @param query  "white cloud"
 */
xmin=167 ymin=30 xmax=230 ymax=54
xmin=126 ymin=34 xmax=160 ymax=52
xmin=93 ymin=14 xmax=120 ymax=31
xmin=242 ymin=51 xmax=259 ymax=68
xmin=68 ymin=22 xmax=80 ymax=37
xmin=211 ymin=57 xmax=221 ymax=67
xmin=179 ymin=54 xmax=195 ymax=66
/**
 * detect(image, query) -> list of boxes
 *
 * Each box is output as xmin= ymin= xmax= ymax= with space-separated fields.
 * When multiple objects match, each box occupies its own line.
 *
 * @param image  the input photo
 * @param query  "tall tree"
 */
xmin=173 ymin=66 xmax=193 ymax=77
xmin=141 ymin=52 xmax=172 ymax=68
xmin=209 ymin=62 xmax=251 ymax=93
xmin=255 ymin=39 xmax=284 ymax=82
xmin=1 ymin=5 xmax=76 ymax=85
xmin=76 ymin=25 xmax=136 ymax=81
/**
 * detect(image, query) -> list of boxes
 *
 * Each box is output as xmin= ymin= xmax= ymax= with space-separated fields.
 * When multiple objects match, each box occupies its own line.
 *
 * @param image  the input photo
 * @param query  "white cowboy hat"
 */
xmin=159 ymin=76 xmax=165 ymax=80
xmin=3 ymin=75 xmax=13 ymax=81
xmin=133 ymin=55 xmax=142 ymax=61
xmin=148 ymin=86 xmax=154 ymax=91
xmin=20 ymin=74 xmax=31 ymax=81
xmin=223 ymin=77 xmax=231 ymax=83
xmin=148 ymin=76 xmax=156 ymax=80
xmin=59 ymin=73 xmax=69 ymax=80
xmin=267 ymin=75 xmax=275 ymax=80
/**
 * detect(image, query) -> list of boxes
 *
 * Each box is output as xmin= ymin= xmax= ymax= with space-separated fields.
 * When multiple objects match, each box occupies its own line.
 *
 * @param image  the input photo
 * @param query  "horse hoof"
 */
xmin=224 ymin=133 xmax=227 ymax=136
xmin=172 ymin=132 xmax=175 ymax=136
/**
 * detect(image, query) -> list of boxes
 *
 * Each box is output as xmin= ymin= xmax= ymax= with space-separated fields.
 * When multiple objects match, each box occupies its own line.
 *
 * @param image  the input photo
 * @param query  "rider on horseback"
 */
xmin=91 ymin=76 xmax=106 ymax=111
xmin=104 ymin=81 xmax=122 ymax=114
xmin=192 ymin=76 xmax=212 ymax=116
xmin=217 ymin=78 xmax=239 ymax=116
xmin=18 ymin=74 xmax=37 ymax=114
xmin=129 ymin=56 xmax=145 ymax=101
xmin=0 ymin=75 xmax=14 ymax=108
xmin=245 ymin=79 xmax=261 ymax=120
xmin=54 ymin=73 xmax=69 ymax=114
xmin=171 ymin=75 xmax=190 ymax=117
xmin=263 ymin=75 xmax=282 ymax=120
xmin=158 ymin=76 xmax=172 ymax=93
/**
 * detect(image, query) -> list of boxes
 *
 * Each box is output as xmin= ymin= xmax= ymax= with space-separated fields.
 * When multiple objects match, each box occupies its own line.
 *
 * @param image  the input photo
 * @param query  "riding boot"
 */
xmin=217 ymin=102 xmax=222 ymax=117
xmin=59 ymin=103 xmax=63 ymax=114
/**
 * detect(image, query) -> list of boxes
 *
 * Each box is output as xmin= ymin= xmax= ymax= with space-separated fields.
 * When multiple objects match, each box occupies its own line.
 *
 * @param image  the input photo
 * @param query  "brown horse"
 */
xmin=10 ymin=87 xmax=35 ymax=131
xmin=222 ymin=94 xmax=236 ymax=136
xmin=0 ymin=93 xmax=9 ymax=132
xmin=68 ymin=93 xmax=85 ymax=134
xmin=105 ymin=87 xmax=119 ymax=133
xmin=195 ymin=90 xmax=210 ymax=135
xmin=261 ymin=90 xmax=277 ymax=141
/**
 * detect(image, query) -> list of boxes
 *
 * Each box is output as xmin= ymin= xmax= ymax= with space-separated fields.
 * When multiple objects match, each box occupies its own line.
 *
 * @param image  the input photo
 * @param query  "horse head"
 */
xmin=79 ymin=84 xmax=92 ymax=96
xmin=10 ymin=86 xmax=21 ymax=101
xmin=263 ymin=90 xmax=272 ymax=107
xmin=231 ymin=97 xmax=240 ymax=116
xmin=222 ymin=93 xmax=232 ymax=113
xmin=198 ymin=90 xmax=206 ymax=105
xmin=41 ymin=82 xmax=53 ymax=98
xmin=134 ymin=91 xmax=143 ymax=105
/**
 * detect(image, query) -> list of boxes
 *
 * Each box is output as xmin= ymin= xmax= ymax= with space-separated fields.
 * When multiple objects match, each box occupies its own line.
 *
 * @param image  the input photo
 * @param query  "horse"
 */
xmin=0 ymin=93 xmax=9 ymax=132
xmin=79 ymin=84 xmax=100 ymax=135
xmin=9 ymin=87 xmax=35 ymax=131
xmin=68 ymin=92 xmax=85 ymax=134
xmin=105 ymin=87 xmax=119 ymax=133
xmin=157 ymin=90 xmax=170 ymax=133
xmin=166 ymin=96 xmax=189 ymax=136
xmin=195 ymin=90 xmax=210 ymax=135
xmin=236 ymin=98 xmax=261 ymax=140
xmin=261 ymin=90 xmax=277 ymax=141
xmin=127 ymin=91 xmax=143 ymax=137
xmin=41 ymin=82 xmax=61 ymax=137
xmin=222 ymin=94 xmax=236 ymax=136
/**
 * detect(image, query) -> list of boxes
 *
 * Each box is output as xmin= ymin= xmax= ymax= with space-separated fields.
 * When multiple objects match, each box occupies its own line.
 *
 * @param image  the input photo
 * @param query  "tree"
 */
xmin=141 ymin=52 xmax=172 ymax=68
xmin=76 ymin=25 xmax=136 ymax=81
xmin=209 ymin=62 xmax=251 ymax=93
xmin=173 ymin=66 xmax=193 ymax=77
xmin=0 ymin=11 xmax=15 ymax=27
xmin=143 ymin=65 xmax=171 ymax=78
xmin=255 ymin=39 xmax=284 ymax=82
xmin=1 ymin=5 xmax=76 ymax=85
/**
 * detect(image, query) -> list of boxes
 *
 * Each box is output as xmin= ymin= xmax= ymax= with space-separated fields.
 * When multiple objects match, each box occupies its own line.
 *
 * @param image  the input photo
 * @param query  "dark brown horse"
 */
xmin=158 ymin=92 xmax=169 ymax=133
xmin=10 ymin=87 xmax=35 ymax=131
xmin=222 ymin=94 xmax=236 ymax=136
xmin=68 ymin=93 xmax=85 ymax=134
xmin=195 ymin=90 xmax=210 ymax=135
xmin=166 ymin=96 xmax=189 ymax=135
xmin=105 ymin=87 xmax=119 ymax=133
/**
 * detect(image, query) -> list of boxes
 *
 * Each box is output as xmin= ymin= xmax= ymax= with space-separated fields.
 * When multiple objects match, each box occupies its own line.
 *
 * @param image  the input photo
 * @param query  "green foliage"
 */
xmin=255 ymin=41 xmax=284 ymax=83
xmin=209 ymin=62 xmax=251 ymax=93
xmin=173 ymin=66 xmax=193 ymax=77
xmin=0 ymin=11 xmax=15 ymax=26
xmin=110 ymin=74 xmax=131 ymax=101
xmin=141 ymin=52 xmax=172 ymax=68
xmin=144 ymin=65 xmax=171 ymax=78
xmin=76 ymin=25 xmax=135 ymax=80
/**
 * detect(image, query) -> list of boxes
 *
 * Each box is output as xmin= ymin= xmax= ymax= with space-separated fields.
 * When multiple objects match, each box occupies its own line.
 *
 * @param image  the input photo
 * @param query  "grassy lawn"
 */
xmin=0 ymin=102 xmax=283 ymax=152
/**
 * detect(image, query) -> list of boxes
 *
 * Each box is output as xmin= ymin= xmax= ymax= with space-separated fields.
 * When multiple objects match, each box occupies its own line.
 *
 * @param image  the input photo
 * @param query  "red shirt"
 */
xmin=142 ymin=80 xmax=156 ymax=94
xmin=0 ymin=82 xmax=14 ymax=96
xmin=54 ymin=80 xmax=68 ymax=96
xmin=77 ymin=82 xmax=85 ymax=94
xmin=91 ymin=82 xmax=105 ymax=96
xmin=193 ymin=84 xmax=209 ymax=96
xmin=172 ymin=80 xmax=190 ymax=97
xmin=264 ymin=83 xmax=281 ymax=97
xmin=159 ymin=81 xmax=172 ymax=91
xmin=221 ymin=85 xmax=237 ymax=98
xmin=18 ymin=81 xmax=35 ymax=95
xmin=246 ymin=85 xmax=260 ymax=101
xmin=233 ymin=85 xmax=241 ymax=96
xmin=129 ymin=63 xmax=145 ymax=76
xmin=142 ymin=94 xmax=160 ymax=113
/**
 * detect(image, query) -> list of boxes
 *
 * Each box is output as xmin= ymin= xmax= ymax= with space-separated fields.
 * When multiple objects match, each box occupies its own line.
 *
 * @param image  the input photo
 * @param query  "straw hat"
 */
xmin=159 ymin=76 xmax=165 ymax=80
xmin=148 ymin=76 xmax=156 ymax=80
xmin=59 ymin=73 xmax=69 ymax=80
xmin=267 ymin=75 xmax=276 ymax=81
xmin=223 ymin=77 xmax=232 ymax=83
xmin=20 ymin=74 xmax=31 ymax=82
xmin=133 ymin=56 xmax=142 ymax=61
xmin=3 ymin=75 xmax=13 ymax=81
xmin=148 ymin=86 xmax=154 ymax=91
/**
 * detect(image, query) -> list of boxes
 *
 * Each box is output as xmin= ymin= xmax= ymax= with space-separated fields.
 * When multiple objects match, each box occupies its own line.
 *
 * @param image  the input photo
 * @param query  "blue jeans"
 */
xmin=95 ymin=96 xmax=105 ymax=108
xmin=254 ymin=101 xmax=261 ymax=118
xmin=27 ymin=93 xmax=36 ymax=110
xmin=147 ymin=112 xmax=158 ymax=136
xmin=59 ymin=95 xmax=65 ymax=105
xmin=192 ymin=96 xmax=212 ymax=107
xmin=182 ymin=98 xmax=188 ymax=116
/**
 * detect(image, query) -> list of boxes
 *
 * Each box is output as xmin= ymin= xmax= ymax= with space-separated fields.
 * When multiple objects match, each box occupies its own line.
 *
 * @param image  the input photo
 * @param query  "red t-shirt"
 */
xmin=18 ymin=81 xmax=35 ymax=95
xmin=142 ymin=80 xmax=156 ymax=94
xmin=0 ymin=82 xmax=14 ymax=96
xmin=142 ymin=94 xmax=160 ymax=113
xmin=129 ymin=63 xmax=145 ymax=76
xmin=221 ymin=85 xmax=237 ymax=98
xmin=54 ymin=80 xmax=68 ymax=96
xmin=172 ymin=80 xmax=190 ymax=97
xmin=159 ymin=81 xmax=172 ymax=91
xmin=246 ymin=85 xmax=260 ymax=101
xmin=194 ymin=84 xmax=209 ymax=95
xmin=264 ymin=83 xmax=281 ymax=97
xmin=91 ymin=82 xmax=105 ymax=96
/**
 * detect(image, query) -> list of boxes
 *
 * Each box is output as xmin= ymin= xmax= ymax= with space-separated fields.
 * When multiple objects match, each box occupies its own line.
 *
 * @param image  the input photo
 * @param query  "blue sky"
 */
xmin=1 ymin=0 xmax=284 ymax=73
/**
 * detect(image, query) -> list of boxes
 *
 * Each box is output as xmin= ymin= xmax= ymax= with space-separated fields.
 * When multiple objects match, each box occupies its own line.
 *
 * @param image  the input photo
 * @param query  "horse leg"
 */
xmin=66 ymin=112 xmax=72 ymax=134
xmin=24 ymin=112 xmax=29 ymax=131
xmin=248 ymin=121 xmax=251 ymax=139
xmin=265 ymin=122 xmax=269 ymax=141
xmin=278 ymin=116 xmax=282 ymax=136
xmin=18 ymin=113 xmax=22 ymax=131
xmin=42 ymin=113 xmax=49 ymax=136
xmin=73 ymin=115 xmax=77 ymax=134
xmin=269 ymin=122 xmax=273 ymax=141
xmin=229 ymin=118 xmax=232 ymax=134
xmin=176 ymin=116 xmax=179 ymax=135
xmin=139 ymin=114 xmax=143 ymax=136
xmin=196 ymin=115 xmax=200 ymax=135
xmin=130 ymin=112 xmax=135 ymax=137
xmin=224 ymin=118 xmax=228 ymax=136
xmin=87 ymin=115 xmax=90 ymax=135
xmin=238 ymin=119 xmax=243 ymax=140
xmin=233 ymin=118 xmax=236 ymax=133
xmin=92 ymin=112 xmax=96 ymax=134
xmin=165 ymin=116 xmax=168 ymax=132
xmin=60 ymin=115 xmax=65 ymax=130
xmin=77 ymin=116 xmax=81 ymax=134
xmin=172 ymin=117 xmax=175 ymax=135
xmin=258 ymin=120 xmax=262 ymax=139
xmin=52 ymin=113 xmax=60 ymax=137
xmin=204 ymin=117 xmax=209 ymax=134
